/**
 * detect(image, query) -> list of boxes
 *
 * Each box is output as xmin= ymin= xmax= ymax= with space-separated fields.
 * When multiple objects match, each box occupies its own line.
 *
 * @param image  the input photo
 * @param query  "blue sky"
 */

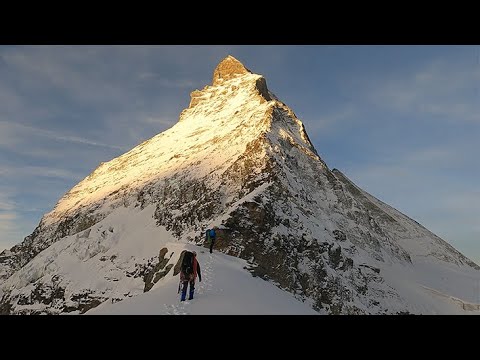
xmin=0 ymin=45 xmax=479 ymax=265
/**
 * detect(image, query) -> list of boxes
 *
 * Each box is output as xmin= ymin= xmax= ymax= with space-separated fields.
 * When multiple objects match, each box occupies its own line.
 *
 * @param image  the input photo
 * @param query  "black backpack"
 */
xmin=181 ymin=251 xmax=194 ymax=277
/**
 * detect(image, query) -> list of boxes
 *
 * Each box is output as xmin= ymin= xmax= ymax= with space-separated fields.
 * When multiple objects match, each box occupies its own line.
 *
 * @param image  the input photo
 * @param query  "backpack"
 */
xmin=209 ymin=229 xmax=216 ymax=239
xmin=181 ymin=251 xmax=194 ymax=277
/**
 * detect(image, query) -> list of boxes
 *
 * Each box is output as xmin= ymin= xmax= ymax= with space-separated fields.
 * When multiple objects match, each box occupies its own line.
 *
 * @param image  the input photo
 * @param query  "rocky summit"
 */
xmin=1 ymin=55 xmax=479 ymax=315
xmin=212 ymin=55 xmax=251 ymax=85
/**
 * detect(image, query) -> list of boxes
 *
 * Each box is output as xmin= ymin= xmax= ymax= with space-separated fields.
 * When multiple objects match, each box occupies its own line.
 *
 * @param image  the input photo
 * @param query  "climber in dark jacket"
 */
xmin=206 ymin=227 xmax=217 ymax=254
xmin=179 ymin=250 xmax=201 ymax=301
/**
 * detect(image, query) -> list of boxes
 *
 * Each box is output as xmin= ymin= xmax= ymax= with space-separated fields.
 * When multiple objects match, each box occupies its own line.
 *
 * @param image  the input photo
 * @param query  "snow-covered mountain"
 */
xmin=1 ymin=55 xmax=479 ymax=315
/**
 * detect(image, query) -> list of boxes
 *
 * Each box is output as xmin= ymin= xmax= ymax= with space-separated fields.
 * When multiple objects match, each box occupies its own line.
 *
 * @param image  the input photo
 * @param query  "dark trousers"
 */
xmin=209 ymin=238 xmax=215 ymax=253
xmin=181 ymin=280 xmax=195 ymax=301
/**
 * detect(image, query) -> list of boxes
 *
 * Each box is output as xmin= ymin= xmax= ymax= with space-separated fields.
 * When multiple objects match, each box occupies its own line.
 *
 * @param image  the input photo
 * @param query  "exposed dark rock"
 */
xmin=333 ymin=230 xmax=346 ymax=242
xmin=255 ymin=77 xmax=271 ymax=101
xmin=144 ymin=247 xmax=174 ymax=292
xmin=0 ymin=294 xmax=12 ymax=315
xmin=70 ymin=291 xmax=106 ymax=314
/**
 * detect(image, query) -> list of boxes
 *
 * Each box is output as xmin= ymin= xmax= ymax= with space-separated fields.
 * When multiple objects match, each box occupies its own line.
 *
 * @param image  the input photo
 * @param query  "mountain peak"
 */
xmin=212 ymin=55 xmax=251 ymax=85
xmin=185 ymin=56 xmax=271 ymax=111
xmin=3 ymin=53 xmax=479 ymax=316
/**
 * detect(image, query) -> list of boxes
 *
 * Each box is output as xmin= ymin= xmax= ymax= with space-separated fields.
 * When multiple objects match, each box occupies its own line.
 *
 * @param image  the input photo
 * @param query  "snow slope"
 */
xmin=87 ymin=243 xmax=319 ymax=315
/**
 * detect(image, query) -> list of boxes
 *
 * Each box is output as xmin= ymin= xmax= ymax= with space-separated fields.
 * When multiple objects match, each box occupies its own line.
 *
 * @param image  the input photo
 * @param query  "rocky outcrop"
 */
xmin=144 ymin=248 xmax=174 ymax=292
xmin=212 ymin=55 xmax=251 ymax=85
xmin=255 ymin=77 xmax=271 ymax=101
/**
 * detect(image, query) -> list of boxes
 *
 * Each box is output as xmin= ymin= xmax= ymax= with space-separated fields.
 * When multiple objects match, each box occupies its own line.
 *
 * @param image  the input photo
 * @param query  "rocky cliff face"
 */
xmin=1 ymin=56 xmax=478 ymax=314
xmin=212 ymin=55 xmax=251 ymax=85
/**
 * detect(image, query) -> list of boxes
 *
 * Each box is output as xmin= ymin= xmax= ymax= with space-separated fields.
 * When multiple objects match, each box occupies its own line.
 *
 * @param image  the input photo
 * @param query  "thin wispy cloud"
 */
xmin=440 ymin=191 xmax=480 ymax=215
xmin=343 ymin=139 xmax=475 ymax=211
xmin=0 ymin=192 xmax=23 ymax=251
xmin=141 ymin=116 xmax=176 ymax=127
xmin=0 ymin=165 xmax=82 ymax=180
xmin=306 ymin=105 xmax=358 ymax=135
xmin=46 ymin=132 xmax=125 ymax=150
xmin=346 ymin=142 xmax=474 ymax=185
xmin=0 ymin=193 xmax=15 ymax=212
xmin=0 ymin=211 xmax=19 ymax=244
xmin=138 ymin=73 xmax=203 ymax=89
xmin=1 ymin=47 xmax=134 ymax=107
xmin=366 ymin=57 xmax=480 ymax=123
xmin=157 ymin=78 xmax=203 ymax=89
xmin=0 ymin=212 xmax=16 ymax=221
xmin=403 ymin=146 xmax=458 ymax=165
xmin=0 ymin=120 xmax=126 ymax=151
